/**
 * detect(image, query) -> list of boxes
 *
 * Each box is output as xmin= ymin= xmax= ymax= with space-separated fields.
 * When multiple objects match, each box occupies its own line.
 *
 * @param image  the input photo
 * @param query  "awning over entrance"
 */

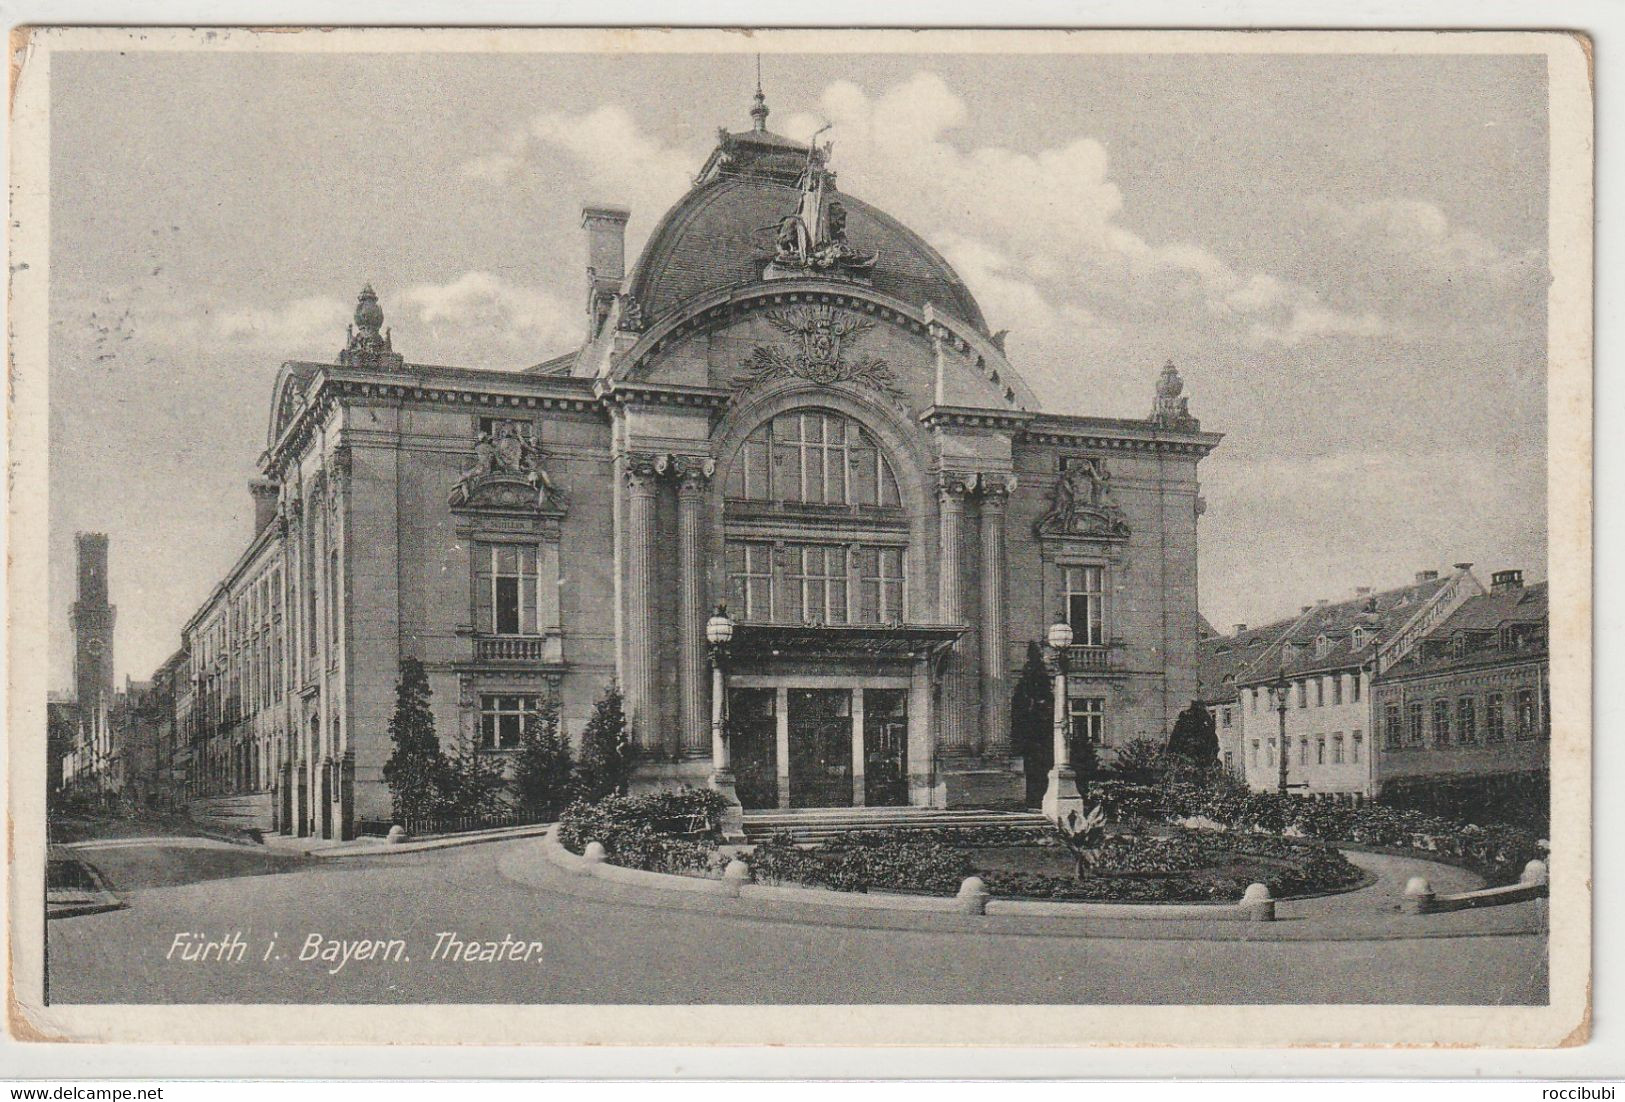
xmin=730 ymin=621 xmax=966 ymax=660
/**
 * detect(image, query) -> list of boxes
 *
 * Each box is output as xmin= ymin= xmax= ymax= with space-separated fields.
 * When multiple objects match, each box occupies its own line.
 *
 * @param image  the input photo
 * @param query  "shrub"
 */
xmin=1108 ymin=736 xmax=1168 ymax=781
xmin=441 ymin=718 xmax=510 ymax=818
xmin=556 ymin=789 xmax=731 ymax=876
xmin=1166 ymin=700 xmax=1219 ymax=767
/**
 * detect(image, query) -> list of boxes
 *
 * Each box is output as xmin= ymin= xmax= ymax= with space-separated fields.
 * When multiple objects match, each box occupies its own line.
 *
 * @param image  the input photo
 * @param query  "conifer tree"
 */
xmin=574 ymin=682 xmax=632 ymax=802
xmin=513 ymin=694 xmax=574 ymax=818
xmin=381 ymin=657 xmax=446 ymax=822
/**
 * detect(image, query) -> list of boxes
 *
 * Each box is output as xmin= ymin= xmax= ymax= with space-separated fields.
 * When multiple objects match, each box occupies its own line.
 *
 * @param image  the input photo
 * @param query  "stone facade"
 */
xmin=167 ymin=98 xmax=1221 ymax=837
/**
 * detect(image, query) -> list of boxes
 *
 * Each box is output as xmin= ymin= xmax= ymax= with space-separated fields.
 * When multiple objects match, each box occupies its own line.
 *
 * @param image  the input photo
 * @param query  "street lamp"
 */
xmin=1271 ymin=669 xmax=1291 ymax=796
xmin=1041 ymin=613 xmax=1085 ymax=822
xmin=705 ymin=604 xmax=743 ymax=831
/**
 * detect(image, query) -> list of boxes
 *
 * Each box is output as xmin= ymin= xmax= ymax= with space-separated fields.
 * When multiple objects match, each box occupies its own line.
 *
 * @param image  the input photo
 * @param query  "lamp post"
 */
xmin=1041 ymin=614 xmax=1085 ymax=822
xmin=706 ymin=603 xmax=743 ymax=838
xmin=1269 ymin=666 xmax=1295 ymax=798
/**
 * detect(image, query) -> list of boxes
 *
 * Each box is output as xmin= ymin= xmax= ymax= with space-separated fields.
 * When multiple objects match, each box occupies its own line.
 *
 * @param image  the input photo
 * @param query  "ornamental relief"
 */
xmin=449 ymin=419 xmax=567 ymax=512
xmin=1034 ymin=456 xmax=1131 ymax=540
xmin=733 ymin=305 xmax=908 ymax=409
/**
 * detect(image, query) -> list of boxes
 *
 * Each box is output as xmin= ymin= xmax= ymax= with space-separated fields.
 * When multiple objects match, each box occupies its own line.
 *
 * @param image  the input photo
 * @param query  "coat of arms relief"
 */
xmin=734 ymin=304 xmax=908 ymax=407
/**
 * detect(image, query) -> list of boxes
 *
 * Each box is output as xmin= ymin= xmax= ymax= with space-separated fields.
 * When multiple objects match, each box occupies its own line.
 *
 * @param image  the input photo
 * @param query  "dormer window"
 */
xmin=1351 ymin=626 xmax=1365 ymax=649
xmin=1315 ymin=633 xmax=1330 ymax=657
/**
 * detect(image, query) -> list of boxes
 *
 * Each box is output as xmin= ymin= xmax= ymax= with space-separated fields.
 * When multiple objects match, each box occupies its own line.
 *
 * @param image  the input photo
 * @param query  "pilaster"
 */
xmin=675 ymin=459 xmax=715 ymax=758
xmin=936 ymin=474 xmax=972 ymax=753
xmin=623 ymin=455 xmax=662 ymax=752
xmin=979 ymin=478 xmax=1012 ymax=757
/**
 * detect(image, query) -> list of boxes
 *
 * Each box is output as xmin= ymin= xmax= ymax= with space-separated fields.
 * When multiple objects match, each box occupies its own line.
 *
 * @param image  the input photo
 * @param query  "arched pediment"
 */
xmin=610 ymin=281 xmax=1040 ymax=417
xmin=267 ymin=361 xmax=320 ymax=448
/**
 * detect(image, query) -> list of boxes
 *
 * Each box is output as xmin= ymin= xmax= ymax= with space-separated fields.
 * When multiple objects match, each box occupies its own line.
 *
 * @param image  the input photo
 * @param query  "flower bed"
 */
xmin=1094 ymin=780 xmax=1546 ymax=884
xmin=748 ymin=826 xmax=1362 ymax=903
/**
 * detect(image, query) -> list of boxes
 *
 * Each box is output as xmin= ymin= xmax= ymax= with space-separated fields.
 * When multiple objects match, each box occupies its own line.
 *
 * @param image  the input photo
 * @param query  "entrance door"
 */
xmin=789 ymin=689 xmax=854 ymax=808
xmin=863 ymin=689 xmax=910 ymax=807
xmin=728 ymin=688 xmax=779 ymax=810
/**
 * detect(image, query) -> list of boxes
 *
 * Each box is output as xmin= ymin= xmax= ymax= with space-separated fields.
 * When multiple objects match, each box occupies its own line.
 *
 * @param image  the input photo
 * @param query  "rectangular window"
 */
xmin=788 ymin=544 xmax=848 ymax=624
xmin=1316 ymin=678 xmax=1325 ymax=707
xmin=1352 ymin=675 xmax=1362 ymax=703
xmin=1408 ymin=702 xmax=1425 ymax=745
xmin=858 ymin=545 xmax=905 ymax=624
xmin=479 ymin=694 xmax=537 ymax=751
xmin=1352 ymin=731 xmax=1363 ymax=762
xmin=1296 ymin=681 xmax=1307 ymax=708
xmin=1221 ymin=707 xmax=1232 ymax=729
xmin=726 ymin=541 xmax=775 ymax=621
xmin=1516 ymin=689 xmax=1537 ymax=740
xmin=1251 ymin=688 xmax=1259 ymax=713
xmin=1385 ymin=704 xmax=1402 ymax=749
xmin=1332 ymin=675 xmax=1343 ymax=706
xmin=1457 ymin=697 xmax=1477 ymax=744
xmin=1333 ymin=734 xmax=1344 ymax=764
xmin=1299 ymin=737 xmax=1308 ymax=766
xmin=1266 ymin=739 xmax=1275 ymax=767
xmin=1316 ymin=737 xmax=1325 ymax=765
xmin=481 ymin=544 xmax=541 ymax=636
xmin=1432 ymin=699 xmax=1451 ymax=748
xmin=1068 ymin=697 xmax=1105 ymax=746
xmin=1251 ymin=740 xmax=1260 ymax=767
xmin=1063 ymin=565 xmax=1105 ymax=646
xmin=1485 ymin=692 xmax=1506 ymax=741
xmin=1541 ymin=681 xmax=1551 ymax=739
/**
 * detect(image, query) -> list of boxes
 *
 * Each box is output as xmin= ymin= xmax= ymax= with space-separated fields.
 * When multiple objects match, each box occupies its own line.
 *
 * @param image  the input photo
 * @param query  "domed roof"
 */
xmin=626 ymin=128 xmax=989 ymax=335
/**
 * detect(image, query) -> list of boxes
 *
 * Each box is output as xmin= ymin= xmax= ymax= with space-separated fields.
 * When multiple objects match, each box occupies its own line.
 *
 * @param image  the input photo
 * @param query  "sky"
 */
xmin=46 ymin=47 xmax=1549 ymax=686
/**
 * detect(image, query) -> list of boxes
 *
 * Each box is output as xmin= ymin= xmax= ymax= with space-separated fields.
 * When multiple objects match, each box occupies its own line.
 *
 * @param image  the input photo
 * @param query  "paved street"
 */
xmin=45 ymin=836 xmax=1547 ymax=1005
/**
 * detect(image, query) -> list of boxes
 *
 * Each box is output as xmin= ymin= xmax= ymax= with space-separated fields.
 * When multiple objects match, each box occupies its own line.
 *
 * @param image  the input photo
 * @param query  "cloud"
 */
xmin=209 ymin=295 xmax=351 ymax=352
xmin=397 ymin=271 xmax=578 ymax=365
xmin=779 ymin=72 xmax=1400 ymax=364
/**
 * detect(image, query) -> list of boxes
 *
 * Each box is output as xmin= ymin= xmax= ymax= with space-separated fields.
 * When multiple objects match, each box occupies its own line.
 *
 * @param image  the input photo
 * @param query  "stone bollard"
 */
xmin=720 ymin=858 xmax=752 ymax=897
xmin=385 ymin=825 xmax=409 ymax=845
xmin=956 ymin=876 xmax=991 ymax=915
xmin=1520 ymin=859 xmax=1549 ymax=887
xmin=578 ymin=840 xmax=607 ymax=877
xmin=1239 ymin=882 xmax=1275 ymax=922
xmin=1403 ymin=876 xmax=1436 ymax=915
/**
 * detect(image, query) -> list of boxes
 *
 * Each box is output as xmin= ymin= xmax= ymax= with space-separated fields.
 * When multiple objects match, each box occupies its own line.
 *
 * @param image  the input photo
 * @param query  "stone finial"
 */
xmin=1520 ymin=859 xmax=1549 ymax=886
xmin=1149 ymin=359 xmax=1198 ymax=430
xmin=956 ymin=876 xmax=991 ymax=915
xmin=338 ymin=283 xmax=404 ymax=369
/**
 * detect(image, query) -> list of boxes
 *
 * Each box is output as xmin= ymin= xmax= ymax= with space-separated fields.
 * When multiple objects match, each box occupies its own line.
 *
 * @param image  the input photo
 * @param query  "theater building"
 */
xmin=183 ymin=94 xmax=1221 ymax=837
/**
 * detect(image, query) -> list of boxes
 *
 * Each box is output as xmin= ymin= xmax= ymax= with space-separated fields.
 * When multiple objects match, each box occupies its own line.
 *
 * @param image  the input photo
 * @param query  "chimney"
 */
xmin=1491 ymin=569 xmax=1524 ymax=594
xmin=1316 ymin=599 xmax=1328 ymax=606
xmin=249 ymin=480 xmax=279 ymax=537
xmin=1415 ymin=570 xmax=1439 ymax=583
xmin=1300 ymin=605 xmax=1312 ymax=614
xmin=1453 ymin=561 xmax=1474 ymax=573
xmin=1233 ymin=623 xmax=1247 ymax=634
xmin=1356 ymin=586 xmax=1372 ymax=597
xmin=582 ymin=204 xmax=630 ymax=338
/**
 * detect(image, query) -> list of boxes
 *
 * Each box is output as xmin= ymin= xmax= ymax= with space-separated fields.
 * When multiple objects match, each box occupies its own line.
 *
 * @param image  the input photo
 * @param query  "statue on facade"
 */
xmin=1034 ymin=457 xmax=1130 ymax=539
xmin=763 ymin=128 xmax=878 ymax=279
xmin=449 ymin=421 xmax=563 ymax=509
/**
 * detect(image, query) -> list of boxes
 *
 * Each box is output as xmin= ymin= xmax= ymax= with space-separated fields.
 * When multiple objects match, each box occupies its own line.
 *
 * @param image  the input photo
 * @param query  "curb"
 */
xmin=272 ymin=822 xmax=555 ymax=860
xmin=538 ymin=825 xmax=1271 ymax=921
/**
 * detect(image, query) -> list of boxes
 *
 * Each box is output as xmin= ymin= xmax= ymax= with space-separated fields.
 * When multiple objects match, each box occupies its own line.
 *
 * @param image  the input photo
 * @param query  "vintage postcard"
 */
xmin=5 ymin=26 xmax=1592 ymax=1049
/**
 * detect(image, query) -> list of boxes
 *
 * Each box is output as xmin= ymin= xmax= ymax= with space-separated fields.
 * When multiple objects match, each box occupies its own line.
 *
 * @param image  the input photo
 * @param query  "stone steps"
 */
xmin=741 ymin=806 xmax=1049 ymax=843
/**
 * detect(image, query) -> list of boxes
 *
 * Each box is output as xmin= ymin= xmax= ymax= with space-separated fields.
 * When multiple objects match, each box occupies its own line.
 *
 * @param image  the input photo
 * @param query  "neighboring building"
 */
xmin=1371 ymin=570 xmax=1549 ymax=806
xmin=60 ymin=532 xmax=118 ymax=792
xmin=1199 ymin=564 xmax=1485 ymax=796
xmin=168 ymin=91 xmax=1222 ymax=838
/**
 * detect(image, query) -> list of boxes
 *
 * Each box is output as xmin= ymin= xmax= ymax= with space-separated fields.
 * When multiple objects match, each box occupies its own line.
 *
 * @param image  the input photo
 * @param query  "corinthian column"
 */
xmin=623 ymin=457 xmax=661 ymax=752
xmin=675 ymin=460 xmax=714 ymax=759
xmin=937 ymin=475 xmax=971 ymax=753
xmin=979 ymin=478 xmax=1012 ymax=758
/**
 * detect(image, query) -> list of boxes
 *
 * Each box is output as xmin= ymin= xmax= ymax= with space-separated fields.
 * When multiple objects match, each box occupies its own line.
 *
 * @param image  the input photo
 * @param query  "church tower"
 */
xmin=70 ymin=532 xmax=115 ymax=721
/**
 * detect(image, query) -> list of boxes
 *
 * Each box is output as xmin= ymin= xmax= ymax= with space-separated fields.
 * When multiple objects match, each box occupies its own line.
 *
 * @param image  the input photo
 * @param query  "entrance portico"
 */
xmin=722 ymin=622 xmax=959 ymax=809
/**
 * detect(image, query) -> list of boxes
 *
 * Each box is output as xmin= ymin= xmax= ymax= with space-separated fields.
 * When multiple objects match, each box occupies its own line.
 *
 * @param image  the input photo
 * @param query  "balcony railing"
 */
xmin=475 ymin=635 xmax=550 ymax=662
xmin=1068 ymin=644 xmax=1111 ymax=670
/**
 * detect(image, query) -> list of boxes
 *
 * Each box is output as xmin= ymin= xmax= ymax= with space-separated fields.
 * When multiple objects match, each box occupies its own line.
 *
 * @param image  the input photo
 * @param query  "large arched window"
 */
xmin=723 ymin=407 xmax=909 ymax=624
xmin=725 ymin=409 xmax=901 ymax=507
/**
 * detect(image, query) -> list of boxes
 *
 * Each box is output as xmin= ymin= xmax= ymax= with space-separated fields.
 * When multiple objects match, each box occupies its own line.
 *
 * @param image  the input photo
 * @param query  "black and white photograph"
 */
xmin=5 ymin=25 xmax=1592 ymax=1051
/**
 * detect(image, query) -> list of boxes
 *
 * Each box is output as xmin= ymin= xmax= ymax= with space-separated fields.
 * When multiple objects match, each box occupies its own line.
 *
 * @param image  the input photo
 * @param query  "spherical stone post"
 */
xmin=720 ymin=857 xmax=752 ymax=897
xmin=580 ymin=840 xmax=607 ymax=877
xmin=1520 ymin=859 xmax=1549 ymax=887
xmin=1403 ymin=875 xmax=1436 ymax=915
xmin=385 ymin=825 xmax=409 ymax=845
xmin=956 ymin=876 xmax=991 ymax=915
xmin=1240 ymin=882 xmax=1275 ymax=922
